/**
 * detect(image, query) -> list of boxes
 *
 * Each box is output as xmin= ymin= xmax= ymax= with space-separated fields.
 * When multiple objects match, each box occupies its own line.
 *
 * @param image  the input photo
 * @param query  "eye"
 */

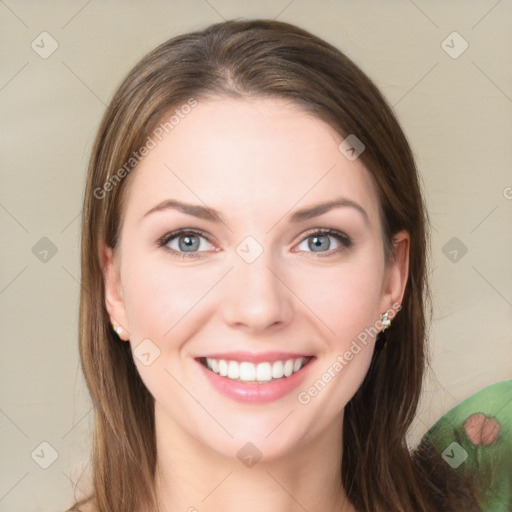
xmin=157 ymin=227 xmax=352 ymax=259
xmin=157 ymin=229 xmax=215 ymax=259
xmin=295 ymin=228 xmax=352 ymax=257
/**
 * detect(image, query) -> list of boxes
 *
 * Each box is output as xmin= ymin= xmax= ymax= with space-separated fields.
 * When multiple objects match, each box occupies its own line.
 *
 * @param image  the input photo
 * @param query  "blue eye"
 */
xmin=296 ymin=229 xmax=352 ymax=257
xmin=158 ymin=230 xmax=214 ymax=259
xmin=157 ymin=228 xmax=352 ymax=259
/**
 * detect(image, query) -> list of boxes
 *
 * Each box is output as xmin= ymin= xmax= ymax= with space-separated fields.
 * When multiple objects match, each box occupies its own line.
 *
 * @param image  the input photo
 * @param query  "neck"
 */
xmin=149 ymin=408 xmax=356 ymax=512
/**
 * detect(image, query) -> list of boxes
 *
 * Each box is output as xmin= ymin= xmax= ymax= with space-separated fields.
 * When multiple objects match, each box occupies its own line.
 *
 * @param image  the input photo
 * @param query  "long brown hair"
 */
xmin=69 ymin=18 xmax=461 ymax=512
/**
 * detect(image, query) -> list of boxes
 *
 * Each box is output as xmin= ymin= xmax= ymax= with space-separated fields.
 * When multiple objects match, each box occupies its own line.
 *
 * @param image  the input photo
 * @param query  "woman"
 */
xmin=68 ymin=18 xmax=473 ymax=512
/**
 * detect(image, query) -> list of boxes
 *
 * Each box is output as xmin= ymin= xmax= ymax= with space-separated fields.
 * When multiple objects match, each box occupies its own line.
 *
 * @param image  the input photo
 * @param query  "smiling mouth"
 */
xmin=196 ymin=356 xmax=315 ymax=384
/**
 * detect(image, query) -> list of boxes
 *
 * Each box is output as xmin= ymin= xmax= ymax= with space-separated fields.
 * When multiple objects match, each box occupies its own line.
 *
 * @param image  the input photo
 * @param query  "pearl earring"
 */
xmin=112 ymin=323 xmax=123 ymax=337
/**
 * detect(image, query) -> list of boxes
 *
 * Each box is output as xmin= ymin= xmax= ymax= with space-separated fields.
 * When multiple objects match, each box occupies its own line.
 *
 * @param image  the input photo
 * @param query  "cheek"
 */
xmin=121 ymin=249 xmax=219 ymax=340
xmin=292 ymin=253 xmax=385 ymax=344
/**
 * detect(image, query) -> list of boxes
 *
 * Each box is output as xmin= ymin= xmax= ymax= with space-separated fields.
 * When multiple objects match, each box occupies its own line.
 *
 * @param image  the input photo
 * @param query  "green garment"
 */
xmin=420 ymin=379 xmax=512 ymax=511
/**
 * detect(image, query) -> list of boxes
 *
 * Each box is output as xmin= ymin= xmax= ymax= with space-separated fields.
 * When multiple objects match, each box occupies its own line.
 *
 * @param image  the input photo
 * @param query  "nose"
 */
xmin=221 ymin=252 xmax=294 ymax=334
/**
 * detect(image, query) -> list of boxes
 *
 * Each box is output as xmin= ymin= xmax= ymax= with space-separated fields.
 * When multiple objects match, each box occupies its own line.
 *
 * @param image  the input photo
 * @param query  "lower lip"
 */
xmin=196 ymin=358 xmax=315 ymax=404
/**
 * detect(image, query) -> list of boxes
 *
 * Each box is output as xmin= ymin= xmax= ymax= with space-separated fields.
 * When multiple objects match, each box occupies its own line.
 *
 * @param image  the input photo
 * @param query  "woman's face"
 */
xmin=102 ymin=97 xmax=408 ymax=461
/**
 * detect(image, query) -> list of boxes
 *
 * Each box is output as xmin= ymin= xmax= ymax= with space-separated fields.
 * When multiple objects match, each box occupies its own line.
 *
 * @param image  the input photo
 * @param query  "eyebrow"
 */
xmin=142 ymin=197 xmax=370 ymax=226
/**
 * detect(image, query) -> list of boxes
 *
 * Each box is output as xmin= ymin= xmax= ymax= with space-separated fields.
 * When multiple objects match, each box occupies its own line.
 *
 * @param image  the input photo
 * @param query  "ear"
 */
xmin=99 ymin=243 xmax=129 ymax=341
xmin=379 ymin=230 xmax=410 ymax=315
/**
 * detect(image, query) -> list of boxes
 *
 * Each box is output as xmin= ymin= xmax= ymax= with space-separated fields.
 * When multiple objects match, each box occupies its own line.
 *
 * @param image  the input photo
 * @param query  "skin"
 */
xmin=101 ymin=97 xmax=409 ymax=512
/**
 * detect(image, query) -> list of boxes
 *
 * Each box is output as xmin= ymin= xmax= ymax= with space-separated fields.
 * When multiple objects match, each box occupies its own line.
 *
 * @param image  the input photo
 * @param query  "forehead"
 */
xmin=122 ymin=97 xmax=381 ymax=227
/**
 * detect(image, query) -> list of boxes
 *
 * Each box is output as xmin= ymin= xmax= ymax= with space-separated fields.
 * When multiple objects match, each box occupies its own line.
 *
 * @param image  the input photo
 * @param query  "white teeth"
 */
xmin=203 ymin=356 xmax=309 ymax=383
xmin=283 ymin=359 xmax=294 ymax=377
xmin=239 ymin=362 xmax=256 ymax=381
xmin=218 ymin=359 xmax=228 ymax=377
xmin=256 ymin=362 xmax=272 ymax=382
xmin=271 ymin=360 xmax=284 ymax=379
xmin=227 ymin=361 xmax=239 ymax=379
xmin=207 ymin=358 xmax=219 ymax=373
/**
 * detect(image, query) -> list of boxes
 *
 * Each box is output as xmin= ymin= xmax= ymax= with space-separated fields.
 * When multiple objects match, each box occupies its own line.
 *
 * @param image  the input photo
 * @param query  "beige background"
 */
xmin=1 ymin=1 xmax=511 ymax=510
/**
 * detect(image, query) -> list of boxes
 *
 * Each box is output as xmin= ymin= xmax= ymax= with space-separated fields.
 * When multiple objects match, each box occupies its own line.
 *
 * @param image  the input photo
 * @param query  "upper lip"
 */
xmin=195 ymin=351 xmax=315 ymax=364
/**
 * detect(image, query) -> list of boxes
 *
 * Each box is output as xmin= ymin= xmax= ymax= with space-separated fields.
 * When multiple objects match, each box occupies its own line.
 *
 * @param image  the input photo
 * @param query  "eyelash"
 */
xmin=157 ymin=228 xmax=352 ymax=259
